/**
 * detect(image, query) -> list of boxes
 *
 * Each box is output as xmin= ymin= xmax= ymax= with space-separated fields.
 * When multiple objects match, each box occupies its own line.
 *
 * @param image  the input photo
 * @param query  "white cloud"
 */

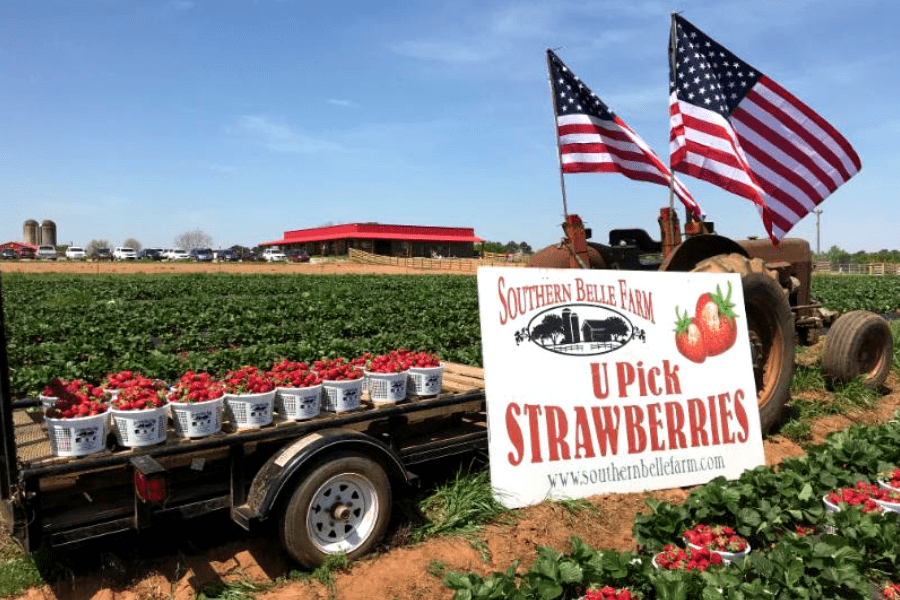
xmin=327 ymin=99 xmax=356 ymax=108
xmin=233 ymin=115 xmax=346 ymax=154
xmin=391 ymin=40 xmax=500 ymax=64
xmin=169 ymin=1 xmax=195 ymax=13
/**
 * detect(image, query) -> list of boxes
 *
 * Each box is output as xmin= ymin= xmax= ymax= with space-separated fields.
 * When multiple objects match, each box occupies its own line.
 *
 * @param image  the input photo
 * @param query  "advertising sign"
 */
xmin=477 ymin=267 xmax=765 ymax=509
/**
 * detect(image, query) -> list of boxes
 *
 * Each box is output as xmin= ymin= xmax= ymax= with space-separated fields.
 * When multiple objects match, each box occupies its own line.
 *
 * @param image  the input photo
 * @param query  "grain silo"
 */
xmin=23 ymin=220 xmax=38 ymax=245
xmin=40 ymin=220 xmax=57 ymax=248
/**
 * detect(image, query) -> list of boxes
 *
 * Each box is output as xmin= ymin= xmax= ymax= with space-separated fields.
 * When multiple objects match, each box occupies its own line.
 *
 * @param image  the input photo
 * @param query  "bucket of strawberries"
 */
xmin=109 ymin=384 xmax=170 ymax=447
xmin=269 ymin=360 xmax=322 ymax=421
xmin=364 ymin=350 xmax=412 ymax=405
xmin=652 ymin=543 xmax=724 ymax=571
xmin=314 ymin=358 xmax=364 ymax=413
xmin=682 ymin=523 xmax=750 ymax=563
xmin=222 ymin=366 xmax=276 ymax=429
xmin=167 ymin=371 xmax=226 ymax=438
xmin=406 ymin=351 xmax=444 ymax=396
xmin=42 ymin=379 xmax=111 ymax=457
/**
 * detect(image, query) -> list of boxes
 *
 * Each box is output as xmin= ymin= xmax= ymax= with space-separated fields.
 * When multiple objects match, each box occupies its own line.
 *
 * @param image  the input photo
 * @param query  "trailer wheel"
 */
xmin=692 ymin=254 xmax=795 ymax=433
xmin=821 ymin=310 xmax=893 ymax=388
xmin=280 ymin=452 xmax=391 ymax=568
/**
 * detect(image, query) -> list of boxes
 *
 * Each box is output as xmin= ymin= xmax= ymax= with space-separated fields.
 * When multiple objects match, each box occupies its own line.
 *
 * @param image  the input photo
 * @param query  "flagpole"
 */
xmin=667 ymin=14 xmax=679 ymax=216
xmin=546 ymin=49 xmax=570 ymax=219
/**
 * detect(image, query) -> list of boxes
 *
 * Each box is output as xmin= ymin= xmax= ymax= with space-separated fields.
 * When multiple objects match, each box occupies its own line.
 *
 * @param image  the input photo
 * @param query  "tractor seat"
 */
xmin=608 ymin=229 xmax=662 ymax=253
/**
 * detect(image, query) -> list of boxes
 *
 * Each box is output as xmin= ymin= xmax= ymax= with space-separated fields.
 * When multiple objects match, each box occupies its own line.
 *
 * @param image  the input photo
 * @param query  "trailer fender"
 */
xmin=246 ymin=428 xmax=411 ymax=521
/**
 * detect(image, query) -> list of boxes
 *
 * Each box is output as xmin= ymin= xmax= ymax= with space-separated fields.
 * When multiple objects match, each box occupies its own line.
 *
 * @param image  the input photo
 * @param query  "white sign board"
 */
xmin=477 ymin=267 xmax=766 ymax=509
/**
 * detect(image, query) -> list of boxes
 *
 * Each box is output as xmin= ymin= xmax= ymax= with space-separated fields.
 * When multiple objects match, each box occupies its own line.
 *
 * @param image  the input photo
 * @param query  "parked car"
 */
xmin=285 ymin=249 xmax=310 ymax=263
xmin=17 ymin=247 xmax=36 ymax=259
xmin=37 ymin=245 xmax=58 ymax=260
xmin=137 ymin=248 xmax=164 ymax=260
xmin=0 ymin=249 xmax=18 ymax=260
xmin=215 ymin=248 xmax=240 ymax=262
xmin=164 ymin=249 xmax=190 ymax=261
xmin=65 ymin=246 xmax=86 ymax=260
xmin=91 ymin=247 xmax=113 ymax=261
xmin=262 ymin=248 xmax=287 ymax=262
xmin=113 ymin=247 xmax=137 ymax=260
xmin=189 ymin=248 xmax=214 ymax=262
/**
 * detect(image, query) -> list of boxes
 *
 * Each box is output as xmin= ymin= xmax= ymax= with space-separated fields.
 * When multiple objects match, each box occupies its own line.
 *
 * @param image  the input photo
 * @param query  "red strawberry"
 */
xmin=695 ymin=282 xmax=739 ymax=356
xmin=674 ymin=307 xmax=706 ymax=363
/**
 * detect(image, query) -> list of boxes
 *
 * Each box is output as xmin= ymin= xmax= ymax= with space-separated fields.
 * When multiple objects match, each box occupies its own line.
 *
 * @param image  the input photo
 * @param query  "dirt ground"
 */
xmin=6 ymin=260 xmax=900 ymax=600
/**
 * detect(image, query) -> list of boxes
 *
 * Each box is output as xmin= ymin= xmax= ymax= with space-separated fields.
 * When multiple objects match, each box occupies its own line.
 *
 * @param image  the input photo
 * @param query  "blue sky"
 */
xmin=2 ymin=0 xmax=897 ymax=253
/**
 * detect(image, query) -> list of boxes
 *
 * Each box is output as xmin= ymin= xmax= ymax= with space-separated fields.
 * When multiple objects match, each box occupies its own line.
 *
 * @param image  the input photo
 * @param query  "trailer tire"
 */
xmin=821 ymin=310 xmax=893 ymax=389
xmin=280 ymin=451 xmax=391 ymax=568
xmin=692 ymin=254 xmax=795 ymax=433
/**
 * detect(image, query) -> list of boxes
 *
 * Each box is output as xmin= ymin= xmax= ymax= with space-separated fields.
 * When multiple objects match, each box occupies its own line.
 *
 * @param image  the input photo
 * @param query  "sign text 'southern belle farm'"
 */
xmin=477 ymin=267 xmax=765 ymax=509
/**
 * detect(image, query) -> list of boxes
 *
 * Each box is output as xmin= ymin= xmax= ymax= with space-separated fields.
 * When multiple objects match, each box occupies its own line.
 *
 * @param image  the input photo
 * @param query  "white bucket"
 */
xmin=365 ymin=371 xmax=408 ymax=404
xmin=225 ymin=390 xmax=276 ymax=429
xmin=276 ymin=385 xmax=322 ymax=420
xmin=45 ymin=411 xmax=109 ymax=457
xmin=170 ymin=397 xmax=224 ymax=438
xmin=408 ymin=364 xmax=444 ymax=396
xmin=321 ymin=379 xmax=363 ymax=413
xmin=110 ymin=404 xmax=169 ymax=447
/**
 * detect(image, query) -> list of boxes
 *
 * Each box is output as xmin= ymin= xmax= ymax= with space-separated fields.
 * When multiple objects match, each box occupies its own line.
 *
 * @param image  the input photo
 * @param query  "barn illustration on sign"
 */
xmin=515 ymin=305 xmax=645 ymax=356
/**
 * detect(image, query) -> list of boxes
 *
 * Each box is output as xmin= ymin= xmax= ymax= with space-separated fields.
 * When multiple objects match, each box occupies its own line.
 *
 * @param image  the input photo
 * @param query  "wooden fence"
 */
xmin=348 ymin=248 xmax=527 ymax=272
xmin=813 ymin=261 xmax=900 ymax=275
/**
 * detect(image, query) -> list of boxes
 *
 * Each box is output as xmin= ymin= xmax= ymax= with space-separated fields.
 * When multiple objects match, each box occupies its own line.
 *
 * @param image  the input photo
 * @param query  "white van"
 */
xmin=113 ymin=247 xmax=137 ymax=260
xmin=262 ymin=248 xmax=287 ymax=262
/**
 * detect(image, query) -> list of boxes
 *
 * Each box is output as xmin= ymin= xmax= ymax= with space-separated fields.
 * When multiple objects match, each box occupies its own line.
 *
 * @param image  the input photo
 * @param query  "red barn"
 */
xmin=261 ymin=223 xmax=484 ymax=258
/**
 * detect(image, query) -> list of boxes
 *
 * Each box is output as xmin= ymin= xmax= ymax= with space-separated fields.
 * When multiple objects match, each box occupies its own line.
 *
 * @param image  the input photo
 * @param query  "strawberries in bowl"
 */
xmin=222 ymin=366 xmax=275 ymax=395
xmin=269 ymin=360 xmax=321 ymax=389
xmin=313 ymin=358 xmax=363 ymax=381
xmin=102 ymin=370 xmax=167 ymax=394
xmin=683 ymin=523 xmax=748 ymax=553
xmin=653 ymin=543 xmax=723 ymax=571
xmin=42 ymin=379 xmax=110 ymax=418
xmin=365 ymin=350 xmax=414 ymax=374
xmin=168 ymin=371 xmax=224 ymax=404
xmin=110 ymin=386 xmax=168 ymax=411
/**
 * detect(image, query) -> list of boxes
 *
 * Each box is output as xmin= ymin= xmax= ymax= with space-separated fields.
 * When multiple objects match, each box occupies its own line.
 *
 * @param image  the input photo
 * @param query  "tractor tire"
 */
xmin=821 ymin=310 xmax=893 ymax=389
xmin=691 ymin=254 xmax=795 ymax=433
xmin=280 ymin=451 xmax=392 ymax=568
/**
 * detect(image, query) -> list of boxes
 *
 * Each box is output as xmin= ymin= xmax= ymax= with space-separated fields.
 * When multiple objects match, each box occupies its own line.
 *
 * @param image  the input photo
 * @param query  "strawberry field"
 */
xmin=2 ymin=272 xmax=899 ymax=398
xmin=1 ymin=273 xmax=481 ymax=396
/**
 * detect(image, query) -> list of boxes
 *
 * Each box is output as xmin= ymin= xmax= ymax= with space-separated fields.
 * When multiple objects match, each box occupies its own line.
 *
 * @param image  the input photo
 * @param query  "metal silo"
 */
xmin=40 ymin=220 xmax=57 ymax=248
xmin=23 ymin=220 xmax=38 ymax=245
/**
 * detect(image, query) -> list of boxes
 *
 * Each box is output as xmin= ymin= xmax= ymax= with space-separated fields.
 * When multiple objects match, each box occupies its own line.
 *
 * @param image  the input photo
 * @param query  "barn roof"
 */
xmin=262 ymin=222 xmax=484 ymax=246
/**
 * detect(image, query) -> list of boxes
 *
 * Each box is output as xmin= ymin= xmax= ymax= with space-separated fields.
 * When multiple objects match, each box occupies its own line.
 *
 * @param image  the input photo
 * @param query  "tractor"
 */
xmin=529 ymin=208 xmax=894 ymax=433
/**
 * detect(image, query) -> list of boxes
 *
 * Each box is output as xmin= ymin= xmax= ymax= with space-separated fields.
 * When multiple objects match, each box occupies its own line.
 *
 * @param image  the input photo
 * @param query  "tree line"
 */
xmin=816 ymin=246 xmax=900 ymax=265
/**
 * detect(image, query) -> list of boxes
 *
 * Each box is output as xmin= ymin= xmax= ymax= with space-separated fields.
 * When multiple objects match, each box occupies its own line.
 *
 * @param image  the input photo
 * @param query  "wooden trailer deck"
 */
xmin=13 ymin=362 xmax=486 ymax=470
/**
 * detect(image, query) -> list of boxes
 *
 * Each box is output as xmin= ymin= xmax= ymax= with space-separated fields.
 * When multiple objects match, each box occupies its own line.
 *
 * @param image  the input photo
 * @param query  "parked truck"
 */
xmin=0 ymin=278 xmax=487 ymax=568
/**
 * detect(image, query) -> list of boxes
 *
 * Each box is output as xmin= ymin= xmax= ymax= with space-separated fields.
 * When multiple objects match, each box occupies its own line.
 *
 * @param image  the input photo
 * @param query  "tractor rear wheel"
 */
xmin=821 ymin=310 xmax=893 ymax=389
xmin=691 ymin=254 xmax=795 ymax=433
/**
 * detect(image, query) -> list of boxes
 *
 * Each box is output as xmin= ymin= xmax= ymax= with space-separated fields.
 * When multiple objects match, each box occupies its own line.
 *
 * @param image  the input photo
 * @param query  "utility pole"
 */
xmin=814 ymin=209 xmax=823 ymax=256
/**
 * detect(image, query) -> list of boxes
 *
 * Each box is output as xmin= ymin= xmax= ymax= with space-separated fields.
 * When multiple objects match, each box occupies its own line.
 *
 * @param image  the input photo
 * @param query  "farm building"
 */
xmin=261 ymin=223 xmax=484 ymax=258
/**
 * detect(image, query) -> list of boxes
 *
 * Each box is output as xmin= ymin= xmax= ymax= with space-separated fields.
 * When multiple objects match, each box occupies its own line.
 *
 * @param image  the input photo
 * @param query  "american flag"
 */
xmin=669 ymin=14 xmax=861 ymax=244
xmin=548 ymin=49 xmax=701 ymax=219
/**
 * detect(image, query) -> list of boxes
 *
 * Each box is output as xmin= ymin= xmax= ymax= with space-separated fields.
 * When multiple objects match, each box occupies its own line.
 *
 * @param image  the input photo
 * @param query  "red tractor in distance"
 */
xmin=529 ymin=208 xmax=893 ymax=433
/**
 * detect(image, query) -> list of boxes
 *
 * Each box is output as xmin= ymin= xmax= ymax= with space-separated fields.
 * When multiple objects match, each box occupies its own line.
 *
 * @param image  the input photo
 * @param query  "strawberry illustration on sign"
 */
xmin=674 ymin=307 xmax=706 ymax=363
xmin=695 ymin=282 xmax=739 ymax=356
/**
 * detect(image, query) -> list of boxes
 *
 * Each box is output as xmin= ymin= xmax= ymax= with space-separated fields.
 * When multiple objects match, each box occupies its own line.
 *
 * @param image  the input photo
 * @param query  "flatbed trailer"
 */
xmin=0 ymin=279 xmax=488 ymax=567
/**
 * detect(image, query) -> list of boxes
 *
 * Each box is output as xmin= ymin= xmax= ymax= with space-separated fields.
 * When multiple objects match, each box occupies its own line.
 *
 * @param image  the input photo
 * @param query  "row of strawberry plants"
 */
xmin=1 ymin=273 xmax=480 ymax=396
xmin=811 ymin=274 xmax=900 ymax=314
xmin=445 ymin=418 xmax=900 ymax=599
